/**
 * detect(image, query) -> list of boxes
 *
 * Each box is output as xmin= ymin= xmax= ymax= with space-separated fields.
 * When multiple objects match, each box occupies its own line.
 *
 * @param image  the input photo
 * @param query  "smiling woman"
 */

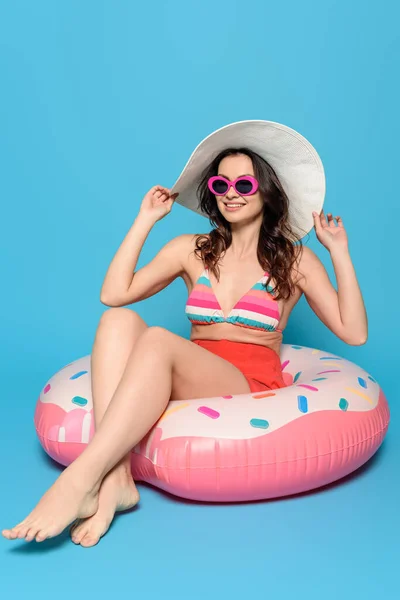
xmin=2 ymin=120 xmax=380 ymax=548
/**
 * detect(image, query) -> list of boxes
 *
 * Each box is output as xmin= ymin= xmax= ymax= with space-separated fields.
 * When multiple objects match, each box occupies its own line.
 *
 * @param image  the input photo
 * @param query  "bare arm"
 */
xmin=100 ymin=212 xmax=191 ymax=307
xmin=100 ymin=184 xmax=189 ymax=307
xmin=297 ymin=245 xmax=368 ymax=345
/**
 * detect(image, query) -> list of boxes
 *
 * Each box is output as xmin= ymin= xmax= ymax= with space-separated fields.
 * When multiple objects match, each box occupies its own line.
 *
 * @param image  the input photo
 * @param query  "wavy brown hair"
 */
xmin=193 ymin=147 xmax=306 ymax=301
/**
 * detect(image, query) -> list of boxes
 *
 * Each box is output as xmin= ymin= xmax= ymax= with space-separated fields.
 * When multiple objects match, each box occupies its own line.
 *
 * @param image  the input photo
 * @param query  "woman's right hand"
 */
xmin=139 ymin=185 xmax=179 ymax=223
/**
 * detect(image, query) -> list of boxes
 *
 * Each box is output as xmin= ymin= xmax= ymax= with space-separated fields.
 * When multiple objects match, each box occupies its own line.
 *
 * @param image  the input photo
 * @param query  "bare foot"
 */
xmin=2 ymin=466 xmax=100 ymax=543
xmin=70 ymin=466 xmax=139 ymax=547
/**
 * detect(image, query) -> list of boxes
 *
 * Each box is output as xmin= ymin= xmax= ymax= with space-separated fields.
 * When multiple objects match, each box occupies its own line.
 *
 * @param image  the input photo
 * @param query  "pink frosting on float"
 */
xmin=34 ymin=389 xmax=389 ymax=502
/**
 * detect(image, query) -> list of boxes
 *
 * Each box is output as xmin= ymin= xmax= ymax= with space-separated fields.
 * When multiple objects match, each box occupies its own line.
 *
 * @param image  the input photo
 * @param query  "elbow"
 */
xmin=100 ymin=294 xmax=118 ymax=307
xmin=100 ymin=294 xmax=129 ymax=308
xmin=357 ymin=334 xmax=368 ymax=346
xmin=346 ymin=333 xmax=368 ymax=346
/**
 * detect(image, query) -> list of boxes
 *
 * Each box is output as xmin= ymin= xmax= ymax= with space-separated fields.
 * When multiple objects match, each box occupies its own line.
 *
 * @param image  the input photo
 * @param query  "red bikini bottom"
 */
xmin=192 ymin=338 xmax=287 ymax=393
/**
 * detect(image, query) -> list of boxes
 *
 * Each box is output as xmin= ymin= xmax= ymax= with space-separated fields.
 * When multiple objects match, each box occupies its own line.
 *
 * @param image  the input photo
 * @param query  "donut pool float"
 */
xmin=34 ymin=344 xmax=390 ymax=502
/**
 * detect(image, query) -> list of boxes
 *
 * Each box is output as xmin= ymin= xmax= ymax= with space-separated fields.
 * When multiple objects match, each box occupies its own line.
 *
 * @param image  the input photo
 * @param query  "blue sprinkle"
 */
xmin=250 ymin=418 xmax=269 ymax=430
xmin=320 ymin=356 xmax=343 ymax=360
xmin=70 ymin=370 xmax=88 ymax=380
xmin=368 ymin=375 xmax=376 ymax=383
xmin=298 ymin=395 xmax=308 ymax=413
xmin=293 ymin=371 xmax=302 ymax=383
xmin=339 ymin=398 xmax=349 ymax=411
xmin=72 ymin=396 xmax=88 ymax=406
xmin=312 ymin=377 xmax=328 ymax=381
xmin=291 ymin=345 xmax=303 ymax=350
xmin=358 ymin=377 xmax=367 ymax=389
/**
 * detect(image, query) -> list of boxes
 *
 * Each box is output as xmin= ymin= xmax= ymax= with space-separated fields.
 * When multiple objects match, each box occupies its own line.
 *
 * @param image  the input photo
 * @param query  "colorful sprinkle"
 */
xmin=358 ymin=377 xmax=367 ymax=389
xmin=368 ymin=375 xmax=377 ymax=383
xmin=70 ymin=370 xmax=88 ymax=380
xmin=291 ymin=345 xmax=303 ymax=349
xmin=298 ymin=395 xmax=308 ymax=413
xmin=339 ymin=398 xmax=349 ymax=411
xmin=252 ymin=392 xmax=276 ymax=400
xmin=293 ymin=371 xmax=302 ymax=383
xmin=198 ymin=406 xmax=220 ymax=419
xmin=43 ymin=384 xmax=51 ymax=394
xmin=158 ymin=403 xmax=190 ymax=423
xmin=72 ymin=396 xmax=88 ymax=407
xmin=281 ymin=360 xmax=290 ymax=371
xmin=320 ymin=356 xmax=343 ymax=360
xmin=317 ymin=370 xmax=341 ymax=375
xmin=250 ymin=418 xmax=269 ymax=429
xmin=318 ymin=362 xmax=342 ymax=368
xmin=344 ymin=387 xmax=373 ymax=405
xmin=222 ymin=395 xmax=233 ymax=399
xmin=312 ymin=377 xmax=328 ymax=381
xmin=311 ymin=349 xmax=320 ymax=354
xmin=297 ymin=384 xmax=318 ymax=392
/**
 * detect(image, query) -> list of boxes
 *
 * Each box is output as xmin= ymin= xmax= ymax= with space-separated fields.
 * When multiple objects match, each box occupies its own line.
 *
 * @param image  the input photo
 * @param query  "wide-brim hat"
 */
xmin=170 ymin=119 xmax=326 ymax=238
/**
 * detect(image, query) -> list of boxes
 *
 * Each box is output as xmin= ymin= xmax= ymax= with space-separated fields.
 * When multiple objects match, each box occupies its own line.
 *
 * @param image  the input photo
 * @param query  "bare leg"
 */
xmin=2 ymin=327 xmax=175 ymax=543
xmin=2 ymin=326 xmax=252 ymax=543
xmin=70 ymin=308 xmax=147 ymax=547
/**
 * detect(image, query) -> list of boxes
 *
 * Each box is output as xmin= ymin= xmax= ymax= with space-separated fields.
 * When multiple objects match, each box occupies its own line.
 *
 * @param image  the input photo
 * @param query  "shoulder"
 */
xmin=174 ymin=233 xmax=209 ymax=271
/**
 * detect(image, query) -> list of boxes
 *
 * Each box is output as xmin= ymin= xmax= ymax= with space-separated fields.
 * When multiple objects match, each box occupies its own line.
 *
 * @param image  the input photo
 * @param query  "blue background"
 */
xmin=1 ymin=1 xmax=399 ymax=598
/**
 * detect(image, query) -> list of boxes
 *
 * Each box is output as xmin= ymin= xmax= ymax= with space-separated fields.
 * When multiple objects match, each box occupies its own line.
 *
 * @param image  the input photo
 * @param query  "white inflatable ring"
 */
xmin=34 ymin=343 xmax=390 ymax=502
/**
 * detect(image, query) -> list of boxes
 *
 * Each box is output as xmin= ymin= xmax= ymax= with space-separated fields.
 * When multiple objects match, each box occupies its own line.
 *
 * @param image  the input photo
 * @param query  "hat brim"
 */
xmin=170 ymin=119 xmax=326 ymax=238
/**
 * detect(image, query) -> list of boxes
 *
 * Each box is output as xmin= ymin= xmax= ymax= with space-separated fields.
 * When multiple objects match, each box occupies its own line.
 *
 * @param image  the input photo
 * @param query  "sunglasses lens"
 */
xmin=211 ymin=179 xmax=229 ymax=195
xmin=235 ymin=178 xmax=254 ymax=194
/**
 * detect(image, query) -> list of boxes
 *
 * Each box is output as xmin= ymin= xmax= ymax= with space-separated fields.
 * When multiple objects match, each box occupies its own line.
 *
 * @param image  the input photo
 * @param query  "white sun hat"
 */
xmin=170 ymin=119 xmax=326 ymax=238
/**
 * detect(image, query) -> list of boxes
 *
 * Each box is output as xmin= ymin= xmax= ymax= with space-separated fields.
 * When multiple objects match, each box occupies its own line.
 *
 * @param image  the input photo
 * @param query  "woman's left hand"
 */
xmin=312 ymin=209 xmax=348 ymax=252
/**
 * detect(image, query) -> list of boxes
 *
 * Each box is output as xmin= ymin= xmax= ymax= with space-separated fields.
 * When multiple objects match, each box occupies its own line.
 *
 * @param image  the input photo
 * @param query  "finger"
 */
xmin=153 ymin=185 xmax=170 ymax=196
xmin=153 ymin=184 xmax=169 ymax=191
xmin=336 ymin=215 xmax=344 ymax=227
xmin=328 ymin=214 xmax=337 ymax=226
xmin=312 ymin=211 xmax=322 ymax=231
xmin=320 ymin=209 xmax=329 ymax=228
xmin=154 ymin=189 xmax=167 ymax=200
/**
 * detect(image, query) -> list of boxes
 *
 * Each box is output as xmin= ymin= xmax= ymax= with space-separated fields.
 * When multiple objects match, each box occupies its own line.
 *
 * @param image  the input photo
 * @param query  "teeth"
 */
xmin=226 ymin=204 xmax=244 ymax=207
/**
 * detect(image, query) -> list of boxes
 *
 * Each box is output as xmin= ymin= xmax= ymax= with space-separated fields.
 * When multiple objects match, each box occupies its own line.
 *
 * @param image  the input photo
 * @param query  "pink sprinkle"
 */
xmin=317 ymin=370 xmax=341 ymax=375
xmin=43 ymin=384 xmax=51 ymax=394
xmin=198 ymin=406 xmax=220 ymax=419
xmin=296 ymin=384 xmax=318 ymax=392
xmin=281 ymin=360 xmax=290 ymax=371
xmin=222 ymin=395 xmax=233 ymax=399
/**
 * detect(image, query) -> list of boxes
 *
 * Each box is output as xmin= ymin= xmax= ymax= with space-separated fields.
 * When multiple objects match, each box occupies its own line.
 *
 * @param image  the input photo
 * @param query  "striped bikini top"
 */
xmin=185 ymin=266 xmax=283 ymax=333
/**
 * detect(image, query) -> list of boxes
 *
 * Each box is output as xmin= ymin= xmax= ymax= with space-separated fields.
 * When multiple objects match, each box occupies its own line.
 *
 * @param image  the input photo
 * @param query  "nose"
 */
xmin=225 ymin=183 xmax=239 ymax=199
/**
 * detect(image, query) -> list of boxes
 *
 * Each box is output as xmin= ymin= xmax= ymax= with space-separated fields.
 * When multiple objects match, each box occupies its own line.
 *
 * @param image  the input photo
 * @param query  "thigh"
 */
xmin=140 ymin=327 xmax=252 ymax=400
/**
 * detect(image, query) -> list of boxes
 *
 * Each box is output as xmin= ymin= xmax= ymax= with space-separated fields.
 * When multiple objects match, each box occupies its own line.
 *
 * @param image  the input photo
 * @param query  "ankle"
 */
xmin=107 ymin=461 xmax=132 ymax=483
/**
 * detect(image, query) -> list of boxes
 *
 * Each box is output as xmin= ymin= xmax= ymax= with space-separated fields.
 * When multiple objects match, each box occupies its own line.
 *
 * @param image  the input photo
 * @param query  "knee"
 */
xmin=136 ymin=326 xmax=171 ymax=348
xmin=98 ymin=307 xmax=143 ymax=330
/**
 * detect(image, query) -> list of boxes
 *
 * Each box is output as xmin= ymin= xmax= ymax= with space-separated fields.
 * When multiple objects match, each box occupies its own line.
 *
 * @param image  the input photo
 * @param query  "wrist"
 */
xmin=329 ymin=243 xmax=349 ymax=258
xmin=135 ymin=212 xmax=157 ymax=228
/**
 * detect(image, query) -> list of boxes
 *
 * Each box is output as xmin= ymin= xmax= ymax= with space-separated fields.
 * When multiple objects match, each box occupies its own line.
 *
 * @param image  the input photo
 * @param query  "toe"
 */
xmin=17 ymin=524 xmax=32 ymax=539
xmin=71 ymin=523 xmax=87 ymax=545
xmin=3 ymin=520 xmax=27 ymax=539
xmin=2 ymin=528 xmax=17 ymax=540
xmin=80 ymin=533 xmax=100 ymax=548
xmin=35 ymin=530 xmax=48 ymax=543
xmin=25 ymin=528 xmax=38 ymax=542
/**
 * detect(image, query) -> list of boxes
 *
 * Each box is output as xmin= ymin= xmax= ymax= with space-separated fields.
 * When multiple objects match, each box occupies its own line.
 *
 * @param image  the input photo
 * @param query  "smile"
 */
xmin=224 ymin=203 xmax=246 ymax=211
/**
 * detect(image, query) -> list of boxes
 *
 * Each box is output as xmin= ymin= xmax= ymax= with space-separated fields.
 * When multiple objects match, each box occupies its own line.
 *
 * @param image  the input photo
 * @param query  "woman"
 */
xmin=2 ymin=123 xmax=367 ymax=547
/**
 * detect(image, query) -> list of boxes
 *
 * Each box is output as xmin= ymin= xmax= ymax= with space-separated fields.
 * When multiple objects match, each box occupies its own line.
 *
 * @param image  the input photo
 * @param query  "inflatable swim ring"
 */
xmin=34 ymin=344 xmax=390 ymax=502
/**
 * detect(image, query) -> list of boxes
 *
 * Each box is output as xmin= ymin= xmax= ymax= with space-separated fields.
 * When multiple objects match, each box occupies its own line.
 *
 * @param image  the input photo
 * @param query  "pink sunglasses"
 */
xmin=208 ymin=175 xmax=259 ymax=197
